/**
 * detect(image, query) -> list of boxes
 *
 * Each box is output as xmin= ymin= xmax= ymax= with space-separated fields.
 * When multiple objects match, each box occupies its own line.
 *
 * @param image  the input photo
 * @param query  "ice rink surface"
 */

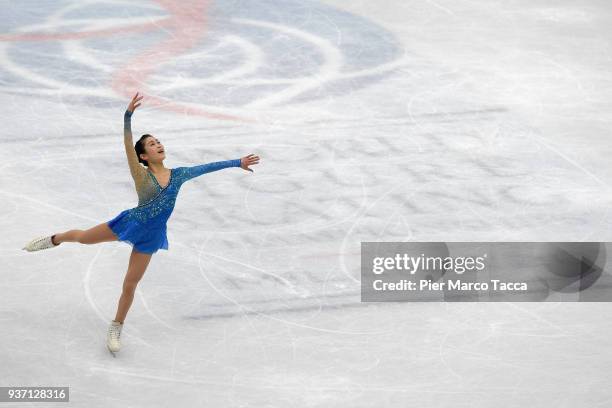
xmin=1 ymin=0 xmax=612 ymax=406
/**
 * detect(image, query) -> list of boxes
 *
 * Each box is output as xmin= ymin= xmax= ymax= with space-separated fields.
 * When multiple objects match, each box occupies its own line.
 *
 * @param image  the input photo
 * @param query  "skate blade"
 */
xmin=107 ymin=344 xmax=117 ymax=358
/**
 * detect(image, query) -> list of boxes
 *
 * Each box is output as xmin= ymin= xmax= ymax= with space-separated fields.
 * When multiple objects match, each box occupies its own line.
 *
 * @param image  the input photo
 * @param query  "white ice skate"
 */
xmin=107 ymin=320 xmax=123 ymax=356
xmin=22 ymin=235 xmax=59 ymax=252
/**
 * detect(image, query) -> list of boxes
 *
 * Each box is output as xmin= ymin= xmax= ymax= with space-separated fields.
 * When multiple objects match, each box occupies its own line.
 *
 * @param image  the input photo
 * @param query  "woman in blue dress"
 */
xmin=22 ymin=92 xmax=260 ymax=354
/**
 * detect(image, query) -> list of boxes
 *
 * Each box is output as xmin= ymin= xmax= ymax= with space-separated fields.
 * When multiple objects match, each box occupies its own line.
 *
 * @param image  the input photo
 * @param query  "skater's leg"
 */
xmin=52 ymin=222 xmax=118 ymax=245
xmin=114 ymin=248 xmax=152 ymax=323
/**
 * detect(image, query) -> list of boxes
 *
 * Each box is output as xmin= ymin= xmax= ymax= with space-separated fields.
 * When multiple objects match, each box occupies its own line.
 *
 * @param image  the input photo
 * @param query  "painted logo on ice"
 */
xmin=0 ymin=0 xmax=405 ymax=121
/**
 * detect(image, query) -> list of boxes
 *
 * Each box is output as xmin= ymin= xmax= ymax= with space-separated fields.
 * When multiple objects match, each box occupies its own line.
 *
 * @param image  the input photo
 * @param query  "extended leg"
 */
xmin=53 ymin=222 xmax=118 ymax=245
xmin=113 ymin=248 xmax=153 ymax=323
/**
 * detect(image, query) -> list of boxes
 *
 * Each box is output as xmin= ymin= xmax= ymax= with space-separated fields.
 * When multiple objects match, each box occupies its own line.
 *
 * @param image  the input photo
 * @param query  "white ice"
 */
xmin=1 ymin=0 xmax=612 ymax=406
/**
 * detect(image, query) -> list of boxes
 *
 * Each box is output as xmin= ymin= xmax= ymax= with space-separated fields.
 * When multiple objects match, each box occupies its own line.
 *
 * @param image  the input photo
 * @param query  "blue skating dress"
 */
xmin=107 ymin=110 xmax=241 ymax=254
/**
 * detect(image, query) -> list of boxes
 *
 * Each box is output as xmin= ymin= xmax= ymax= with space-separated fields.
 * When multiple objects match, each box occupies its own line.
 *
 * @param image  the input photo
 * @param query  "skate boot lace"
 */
xmin=109 ymin=325 xmax=122 ymax=341
xmin=26 ymin=236 xmax=53 ymax=251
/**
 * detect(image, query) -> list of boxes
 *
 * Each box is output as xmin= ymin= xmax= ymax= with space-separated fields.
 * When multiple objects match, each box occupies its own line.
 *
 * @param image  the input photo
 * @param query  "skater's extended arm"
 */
xmin=182 ymin=159 xmax=242 ymax=182
xmin=178 ymin=154 xmax=260 ymax=184
xmin=123 ymin=93 xmax=146 ymax=185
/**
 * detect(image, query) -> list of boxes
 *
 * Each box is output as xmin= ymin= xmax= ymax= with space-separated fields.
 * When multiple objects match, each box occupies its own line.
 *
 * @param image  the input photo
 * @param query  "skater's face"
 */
xmin=140 ymin=135 xmax=166 ymax=164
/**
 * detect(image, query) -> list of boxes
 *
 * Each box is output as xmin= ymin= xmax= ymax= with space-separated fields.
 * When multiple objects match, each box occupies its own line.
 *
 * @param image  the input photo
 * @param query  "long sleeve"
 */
xmin=178 ymin=159 xmax=242 ymax=184
xmin=123 ymin=110 xmax=146 ymax=186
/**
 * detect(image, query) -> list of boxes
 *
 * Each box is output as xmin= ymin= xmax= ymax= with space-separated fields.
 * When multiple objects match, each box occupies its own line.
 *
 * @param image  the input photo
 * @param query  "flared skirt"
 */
xmin=106 ymin=209 xmax=169 ymax=254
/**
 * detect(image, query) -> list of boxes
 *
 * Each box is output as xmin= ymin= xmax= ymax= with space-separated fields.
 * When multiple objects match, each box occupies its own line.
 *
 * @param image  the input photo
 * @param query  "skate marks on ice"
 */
xmin=169 ymin=118 xmax=610 ymax=321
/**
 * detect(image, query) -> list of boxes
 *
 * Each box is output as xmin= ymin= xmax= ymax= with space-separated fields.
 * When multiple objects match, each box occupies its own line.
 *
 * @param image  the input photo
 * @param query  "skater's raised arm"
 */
xmin=179 ymin=154 xmax=260 ymax=183
xmin=123 ymin=92 xmax=146 ymax=185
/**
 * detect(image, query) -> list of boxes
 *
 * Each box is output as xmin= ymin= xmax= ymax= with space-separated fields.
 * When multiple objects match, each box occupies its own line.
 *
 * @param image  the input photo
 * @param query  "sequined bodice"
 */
xmin=135 ymin=169 xmax=167 ymax=206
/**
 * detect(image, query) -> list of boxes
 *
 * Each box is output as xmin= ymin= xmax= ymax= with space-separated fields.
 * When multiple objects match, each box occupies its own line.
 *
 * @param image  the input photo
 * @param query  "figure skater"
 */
xmin=22 ymin=92 xmax=260 ymax=355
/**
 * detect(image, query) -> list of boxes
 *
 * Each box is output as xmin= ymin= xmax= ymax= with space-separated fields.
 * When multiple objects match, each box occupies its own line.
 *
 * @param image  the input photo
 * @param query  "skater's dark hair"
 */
xmin=135 ymin=134 xmax=154 ymax=167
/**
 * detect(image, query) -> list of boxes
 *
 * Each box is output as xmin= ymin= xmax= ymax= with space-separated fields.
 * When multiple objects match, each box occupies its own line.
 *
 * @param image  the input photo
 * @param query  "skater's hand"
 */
xmin=127 ymin=92 xmax=143 ymax=113
xmin=240 ymin=154 xmax=260 ymax=172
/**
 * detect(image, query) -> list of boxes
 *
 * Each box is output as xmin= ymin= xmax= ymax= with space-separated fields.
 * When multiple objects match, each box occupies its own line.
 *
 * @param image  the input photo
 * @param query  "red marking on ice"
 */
xmin=110 ymin=0 xmax=253 ymax=122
